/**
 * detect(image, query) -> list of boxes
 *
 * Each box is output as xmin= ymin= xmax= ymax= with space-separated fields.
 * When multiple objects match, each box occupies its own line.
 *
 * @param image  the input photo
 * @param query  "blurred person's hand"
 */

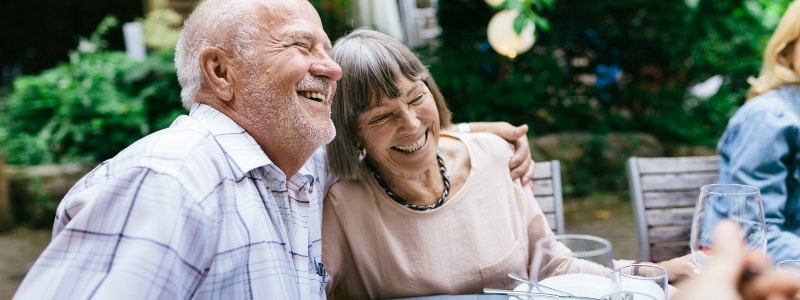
xmin=672 ymin=220 xmax=800 ymax=300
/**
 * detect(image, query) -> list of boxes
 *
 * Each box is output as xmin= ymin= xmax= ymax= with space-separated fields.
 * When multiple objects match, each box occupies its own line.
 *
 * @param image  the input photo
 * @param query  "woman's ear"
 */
xmin=355 ymin=142 xmax=366 ymax=157
xmin=199 ymin=47 xmax=235 ymax=101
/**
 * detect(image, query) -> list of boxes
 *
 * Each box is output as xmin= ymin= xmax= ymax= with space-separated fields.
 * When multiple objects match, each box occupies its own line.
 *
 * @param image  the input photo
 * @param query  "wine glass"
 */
xmin=777 ymin=260 xmax=800 ymax=274
xmin=615 ymin=264 xmax=668 ymax=300
xmin=689 ymin=184 xmax=766 ymax=269
xmin=531 ymin=234 xmax=617 ymax=298
xmin=601 ymin=291 xmax=657 ymax=300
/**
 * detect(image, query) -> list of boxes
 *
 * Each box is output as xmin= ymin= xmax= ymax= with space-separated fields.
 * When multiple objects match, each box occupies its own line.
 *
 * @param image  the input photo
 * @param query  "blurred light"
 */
xmin=487 ymin=9 xmax=535 ymax=59
xmin=485 ymin=0 xmax=504 ymax=7
xmin=689 ymin=74 xmax=724 ymax=99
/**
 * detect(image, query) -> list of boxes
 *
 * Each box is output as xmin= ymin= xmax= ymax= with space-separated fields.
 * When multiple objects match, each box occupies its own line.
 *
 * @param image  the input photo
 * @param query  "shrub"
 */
xmin=0 ymin=16 xmax=183 ymax=165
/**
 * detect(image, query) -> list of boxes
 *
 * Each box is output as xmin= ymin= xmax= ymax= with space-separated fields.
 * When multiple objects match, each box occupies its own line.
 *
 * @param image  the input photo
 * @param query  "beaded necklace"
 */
xmin=366 ymin=151 xmax=450 ymax=211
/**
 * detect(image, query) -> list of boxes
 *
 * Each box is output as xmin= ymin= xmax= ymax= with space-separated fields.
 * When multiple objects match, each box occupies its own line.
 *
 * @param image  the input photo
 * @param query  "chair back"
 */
xmin=533 ymin=160 xmax=565 ymax=235
xmin=626 ymin=155 xmax=720 ymax=262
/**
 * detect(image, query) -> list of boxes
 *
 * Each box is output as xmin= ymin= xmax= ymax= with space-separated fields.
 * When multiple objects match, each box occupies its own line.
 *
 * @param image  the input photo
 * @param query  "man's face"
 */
xmin=233 ymin=0 xmax=343 ymax=152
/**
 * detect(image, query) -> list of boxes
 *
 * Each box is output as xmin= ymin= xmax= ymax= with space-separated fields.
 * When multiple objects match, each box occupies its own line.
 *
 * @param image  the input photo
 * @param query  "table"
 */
xmin=391 ymin=295 xmax=507 ymax=300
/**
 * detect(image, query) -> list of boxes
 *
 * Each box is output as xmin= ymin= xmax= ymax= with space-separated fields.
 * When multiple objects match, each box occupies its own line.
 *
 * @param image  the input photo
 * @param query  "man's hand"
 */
xmin=453 ymin=122 xmax=535 ymax=185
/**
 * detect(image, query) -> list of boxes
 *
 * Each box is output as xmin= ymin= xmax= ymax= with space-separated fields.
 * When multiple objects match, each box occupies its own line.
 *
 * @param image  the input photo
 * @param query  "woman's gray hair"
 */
xmin=174 ymin=0 xmax=262 ymax=110
xmin=326 ymin=28 xmax=453 ymax=180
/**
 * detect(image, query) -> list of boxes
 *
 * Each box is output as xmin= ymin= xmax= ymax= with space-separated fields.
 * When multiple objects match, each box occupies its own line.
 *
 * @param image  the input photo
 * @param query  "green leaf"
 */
xmin=532 ymin=14 xmax=551 ymax=31
xmin=506 ymin=0 xmax=523 ymax=11
xmin=513 ymin=11 xmax=528 ymax=35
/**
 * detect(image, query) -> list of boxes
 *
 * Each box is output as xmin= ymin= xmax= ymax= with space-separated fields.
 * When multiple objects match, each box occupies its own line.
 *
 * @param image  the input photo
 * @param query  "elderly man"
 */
xmin=14 ymin=0 xmax=532 ymax=298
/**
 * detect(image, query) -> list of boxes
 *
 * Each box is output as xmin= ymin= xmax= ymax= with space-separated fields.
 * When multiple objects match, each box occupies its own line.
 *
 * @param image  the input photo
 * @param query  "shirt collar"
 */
xmin=188 ymin=104 xmax=273 ymax=177
xmin=187 ymin=104 xmax=317 ymax=186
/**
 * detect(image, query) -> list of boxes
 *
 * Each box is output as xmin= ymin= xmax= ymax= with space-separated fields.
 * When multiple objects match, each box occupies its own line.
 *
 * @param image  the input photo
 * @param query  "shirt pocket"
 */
xmin=479 ymin=236 xmax=529 ymax=290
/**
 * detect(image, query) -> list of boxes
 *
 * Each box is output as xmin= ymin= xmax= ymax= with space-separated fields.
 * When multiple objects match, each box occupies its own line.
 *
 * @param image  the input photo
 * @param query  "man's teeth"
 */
xmin=394 ymin=134 xmax=427 ymax=152
xmin=299 ymin=91 xmax=326 ymax=103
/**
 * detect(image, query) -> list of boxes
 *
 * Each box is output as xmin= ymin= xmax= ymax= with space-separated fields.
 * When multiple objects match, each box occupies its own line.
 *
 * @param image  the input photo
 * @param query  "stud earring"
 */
xmin=356 ymin=144 xmax=366 ymax=160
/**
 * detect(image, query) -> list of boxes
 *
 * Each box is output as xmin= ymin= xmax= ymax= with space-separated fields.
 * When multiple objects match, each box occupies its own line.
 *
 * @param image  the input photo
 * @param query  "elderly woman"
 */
xmin=322 ymin=28 xmax=692 ymax=299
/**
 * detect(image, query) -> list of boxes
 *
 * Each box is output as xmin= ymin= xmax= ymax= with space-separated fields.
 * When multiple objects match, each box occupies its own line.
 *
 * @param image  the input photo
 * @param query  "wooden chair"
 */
xmin=625 ymin=155 xmax=720 ymax=262
xmin=532 ymin=160 xmax=566 ymax=235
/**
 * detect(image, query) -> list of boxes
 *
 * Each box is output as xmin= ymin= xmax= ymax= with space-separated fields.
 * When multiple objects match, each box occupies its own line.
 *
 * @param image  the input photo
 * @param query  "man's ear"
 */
xmin=199 ymin=47 xmax=235 ymax=101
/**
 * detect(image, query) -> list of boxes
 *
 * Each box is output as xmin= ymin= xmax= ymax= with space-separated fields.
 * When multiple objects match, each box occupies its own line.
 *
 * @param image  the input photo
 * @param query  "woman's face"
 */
xmin=356 ymin=75 xmax=441 ymax=177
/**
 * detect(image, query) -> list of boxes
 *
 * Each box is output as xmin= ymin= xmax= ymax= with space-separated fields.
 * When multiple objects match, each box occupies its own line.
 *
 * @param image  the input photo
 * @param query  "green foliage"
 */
xmin=432 ymin=0 xmax=791 ymax=195
xmin=310 ymin=0 xmax=353 ymax=43
xmin=500 ymin=0 xmax=553 ymax=34
xmin=3 ymin=51 xmax=142 ymax=164
xmin=0 ymin=16 xmax=183 ymax=165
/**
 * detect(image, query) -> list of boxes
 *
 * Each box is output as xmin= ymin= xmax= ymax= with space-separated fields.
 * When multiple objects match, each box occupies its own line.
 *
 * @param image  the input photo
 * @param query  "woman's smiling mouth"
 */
xmin=392 ymin=131 xmax=428 ymax=153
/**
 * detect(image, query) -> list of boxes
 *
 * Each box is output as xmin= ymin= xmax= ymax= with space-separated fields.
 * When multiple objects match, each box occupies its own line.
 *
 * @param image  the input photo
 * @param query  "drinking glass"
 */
xmin=689 ymin=184 xmax=766 ymax=269
xmin=601 ymin=291 xmax=657 ymax=300
xmin=531 ymin=234 xmax=617 ymax=298
xmin=615 ymin=264 xmax=668 ymax=300
xmin=777 ymin=260 xmax=800 ymax=274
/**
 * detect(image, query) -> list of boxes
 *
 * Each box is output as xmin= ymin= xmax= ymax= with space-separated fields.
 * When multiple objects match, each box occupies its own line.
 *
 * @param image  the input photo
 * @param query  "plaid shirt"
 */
xmin=15 ymin=104 xmax=329 ymax=299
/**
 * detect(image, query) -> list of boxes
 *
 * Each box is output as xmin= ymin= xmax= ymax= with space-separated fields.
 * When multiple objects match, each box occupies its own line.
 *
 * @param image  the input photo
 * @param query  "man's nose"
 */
xmin=311 ymin=55 xmax=342 ymax=81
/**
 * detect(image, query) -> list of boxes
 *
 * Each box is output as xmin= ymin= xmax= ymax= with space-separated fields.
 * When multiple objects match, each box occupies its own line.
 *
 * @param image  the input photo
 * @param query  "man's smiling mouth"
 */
xmin=299 ymin=91 xmax=327 ymax=104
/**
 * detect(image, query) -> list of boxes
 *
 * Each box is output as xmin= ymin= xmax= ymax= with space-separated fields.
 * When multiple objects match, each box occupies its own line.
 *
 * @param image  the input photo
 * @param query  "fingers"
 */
xmin=522 ymin=159 xmax=536 ymax=186
xmin=701 ymin=220 xmax=747 ymax=284
xmin=741 ymin=265 xmax=800 ymax=300
xmin=657 ymin=254 xmax=696 ymax=282
xmin=511 ymin=157 xmax=533 ymax=184
xmin=508 ymin=125 xmax=531 ymax=178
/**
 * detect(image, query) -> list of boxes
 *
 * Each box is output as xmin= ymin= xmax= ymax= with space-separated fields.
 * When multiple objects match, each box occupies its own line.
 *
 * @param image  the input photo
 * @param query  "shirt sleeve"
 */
xmin=322 ymin=189 xmax=365 ymax=299
xmin=15 ymin=165 xmax=218 ymax=299
xmin=717 ymin=100 xmax=800 ymax=262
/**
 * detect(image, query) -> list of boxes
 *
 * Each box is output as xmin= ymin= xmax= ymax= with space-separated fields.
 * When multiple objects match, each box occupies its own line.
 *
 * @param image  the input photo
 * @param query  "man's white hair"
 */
xmin=174 ymin=0 xmax=262 ymax=109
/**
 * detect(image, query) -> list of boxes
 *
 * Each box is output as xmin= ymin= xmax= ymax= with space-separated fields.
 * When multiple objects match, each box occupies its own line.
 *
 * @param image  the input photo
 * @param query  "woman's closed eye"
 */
xmin=368 ymin=113 xmax=391 ymax=124
xmin=409 ymin=93 xmax=425 ymax=105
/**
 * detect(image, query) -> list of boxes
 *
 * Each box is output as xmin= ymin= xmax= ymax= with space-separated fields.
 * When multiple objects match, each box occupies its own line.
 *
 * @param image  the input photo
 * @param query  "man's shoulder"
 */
xmin=125 ymin=116 xmax=219 ymax=160
xmin=105 ymin=115 xmax=234 ymax=179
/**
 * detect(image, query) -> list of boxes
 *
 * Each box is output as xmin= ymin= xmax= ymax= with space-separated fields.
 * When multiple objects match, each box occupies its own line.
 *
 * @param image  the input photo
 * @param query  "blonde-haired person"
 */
xmin=716 ymin=0 xmax=800 ymax=263
xmin=321 ymin=28 xmax=694 ymax=299
xmin=745 ymin=1 xmax=800 ymax=99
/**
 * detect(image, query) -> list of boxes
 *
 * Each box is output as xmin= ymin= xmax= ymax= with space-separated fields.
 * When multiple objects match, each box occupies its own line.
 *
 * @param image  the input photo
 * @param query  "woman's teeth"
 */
xmin=393 ymin=134 xmax=427 ymax=152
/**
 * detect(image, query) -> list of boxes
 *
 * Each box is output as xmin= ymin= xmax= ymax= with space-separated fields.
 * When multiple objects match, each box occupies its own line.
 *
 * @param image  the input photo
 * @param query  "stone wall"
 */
xmin=531 ymin=132 xmax=717 ymax=166
xmin=4 ymin=163 xmax=96 ymax=229
xmin=0 ymin=155 xmax=12 ymax=231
